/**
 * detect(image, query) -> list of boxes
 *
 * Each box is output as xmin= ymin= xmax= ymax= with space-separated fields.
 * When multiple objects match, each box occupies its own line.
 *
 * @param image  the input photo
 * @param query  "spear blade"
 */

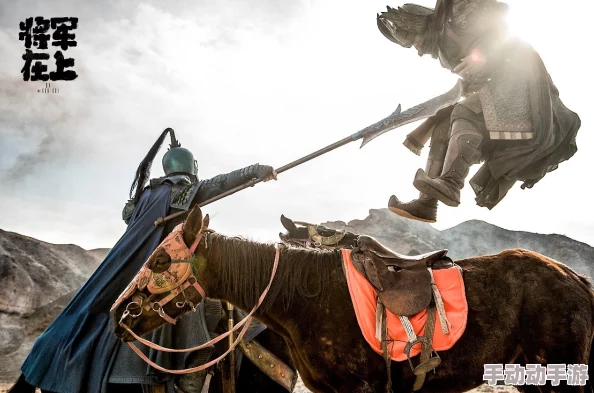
xmin=358 ymin=80 xmax=464 ymax=148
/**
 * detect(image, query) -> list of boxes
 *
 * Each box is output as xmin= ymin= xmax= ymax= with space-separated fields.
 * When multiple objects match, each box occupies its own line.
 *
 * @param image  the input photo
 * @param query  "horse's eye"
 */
xmin=149 ymin=256 xmax=171 ymax=273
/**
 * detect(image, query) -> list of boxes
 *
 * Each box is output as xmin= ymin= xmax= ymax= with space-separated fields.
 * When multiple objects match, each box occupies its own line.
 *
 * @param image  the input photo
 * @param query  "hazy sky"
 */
xmin=0 ymin=0 xmax=592 ymax=250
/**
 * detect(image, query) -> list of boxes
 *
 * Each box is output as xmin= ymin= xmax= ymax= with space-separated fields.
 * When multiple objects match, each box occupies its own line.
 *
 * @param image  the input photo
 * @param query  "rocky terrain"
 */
xmin=323 ymin=208 xmax=594 ymax=278
xmin=0 ymin=228 xmax=108 ymax=382
xmin=1 ymin=209 xmax=592 ymax=391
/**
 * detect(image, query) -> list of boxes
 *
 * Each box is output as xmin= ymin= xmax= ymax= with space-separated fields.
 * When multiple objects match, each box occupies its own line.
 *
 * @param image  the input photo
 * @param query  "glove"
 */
xmin=254 ymin=164 xmax=277 ymax=182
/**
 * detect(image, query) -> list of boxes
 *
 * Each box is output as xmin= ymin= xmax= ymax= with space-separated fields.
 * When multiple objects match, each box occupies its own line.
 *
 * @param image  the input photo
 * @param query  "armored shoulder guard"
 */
xmin=150 ymin=174 xmax=199 ymax=211
xmin=170 ymin=182 xmax=202 ymax=211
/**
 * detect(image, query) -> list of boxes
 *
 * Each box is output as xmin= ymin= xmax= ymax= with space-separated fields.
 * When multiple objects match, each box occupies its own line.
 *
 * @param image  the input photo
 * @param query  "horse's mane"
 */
xmin=205 ymin=233 xmax=337 ymax=312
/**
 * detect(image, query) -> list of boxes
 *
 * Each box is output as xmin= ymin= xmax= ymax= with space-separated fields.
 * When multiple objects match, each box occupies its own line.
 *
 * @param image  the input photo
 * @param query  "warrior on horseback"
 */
xmin=380 ymin=0 xmax=581 ymax=222
xmin=14 ymin=128 xmax=280 ymax=393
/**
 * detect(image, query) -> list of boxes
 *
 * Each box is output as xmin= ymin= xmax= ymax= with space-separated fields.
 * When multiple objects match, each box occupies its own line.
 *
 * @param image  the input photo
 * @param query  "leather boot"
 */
xmin=413 ymin=120 xmax=483 ymax=207
xmin=388 ymin=194 xmax=438 ymax=223
xmin=388 ymin=119 xmax=449 ymax=223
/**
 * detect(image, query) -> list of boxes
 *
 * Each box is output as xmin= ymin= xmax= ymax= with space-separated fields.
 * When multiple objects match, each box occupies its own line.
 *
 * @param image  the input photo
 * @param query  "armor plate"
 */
xmin=170 ymin=182 xmax=202 ymax=211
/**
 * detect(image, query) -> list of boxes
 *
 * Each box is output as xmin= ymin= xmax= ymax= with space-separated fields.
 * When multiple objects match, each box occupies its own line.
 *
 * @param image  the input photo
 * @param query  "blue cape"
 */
xmin=21 ymin=184 xmax=170 ymax=393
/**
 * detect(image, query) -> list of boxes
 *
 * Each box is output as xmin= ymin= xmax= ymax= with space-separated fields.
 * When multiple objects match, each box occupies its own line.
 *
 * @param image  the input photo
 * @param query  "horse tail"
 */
xmin=7 ymin=374 xmax=35 ymax=393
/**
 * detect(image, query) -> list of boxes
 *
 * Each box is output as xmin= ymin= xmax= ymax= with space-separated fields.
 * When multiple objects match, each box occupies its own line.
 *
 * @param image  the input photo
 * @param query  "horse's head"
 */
xmin=112 ymin=206 xmax=209 ymax=342
xmin=278 ymin=214 xmax=358 ymax=250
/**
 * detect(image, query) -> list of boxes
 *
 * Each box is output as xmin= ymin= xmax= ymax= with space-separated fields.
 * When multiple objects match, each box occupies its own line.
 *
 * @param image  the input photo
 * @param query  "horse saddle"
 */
xmin=351 ymin=235 xmax=452 ymax=316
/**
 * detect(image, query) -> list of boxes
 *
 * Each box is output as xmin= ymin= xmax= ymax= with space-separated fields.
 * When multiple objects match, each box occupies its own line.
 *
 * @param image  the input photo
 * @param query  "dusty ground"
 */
xmin=0 ymin=380 xmax=517 ymax=393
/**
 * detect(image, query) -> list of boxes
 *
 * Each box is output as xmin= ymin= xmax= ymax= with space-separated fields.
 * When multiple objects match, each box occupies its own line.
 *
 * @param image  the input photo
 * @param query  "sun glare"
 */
xmin=504 ymin=1 xmax=545 ymax=49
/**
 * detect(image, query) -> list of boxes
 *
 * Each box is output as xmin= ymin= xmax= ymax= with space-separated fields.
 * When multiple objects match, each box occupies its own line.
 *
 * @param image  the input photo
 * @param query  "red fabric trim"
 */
xmin=341 ymin=249 xmax=468 ymax=361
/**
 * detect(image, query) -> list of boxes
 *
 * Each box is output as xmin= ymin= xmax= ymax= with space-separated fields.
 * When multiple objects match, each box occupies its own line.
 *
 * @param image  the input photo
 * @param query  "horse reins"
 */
xmin=118 ymin=233 xmax=281 ymax=375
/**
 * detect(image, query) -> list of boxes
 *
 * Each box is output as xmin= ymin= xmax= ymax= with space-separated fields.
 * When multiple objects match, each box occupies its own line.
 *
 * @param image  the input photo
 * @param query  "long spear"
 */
xmin=153 ymin=131 xmax=365 ymax=226
xmin=154 ymin=80 xmax=463 ymax=227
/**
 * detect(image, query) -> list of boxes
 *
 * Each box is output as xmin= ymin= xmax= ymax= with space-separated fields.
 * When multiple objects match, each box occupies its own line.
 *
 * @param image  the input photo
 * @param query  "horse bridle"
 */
xmin=113 ymin=225 xmax=207 ymax=326
xmin=113 ymin=225 xmax=281 ymax=375
xmin=119 ymin=267 xmax=204 ymax=326
xmin=289 ymin=221 xmax=347 ymax=250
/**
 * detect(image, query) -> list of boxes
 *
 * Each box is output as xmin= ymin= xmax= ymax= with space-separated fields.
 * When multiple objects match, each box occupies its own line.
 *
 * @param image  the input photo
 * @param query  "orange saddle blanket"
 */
xmin=341 ymin=249 xmax=468 ymax=361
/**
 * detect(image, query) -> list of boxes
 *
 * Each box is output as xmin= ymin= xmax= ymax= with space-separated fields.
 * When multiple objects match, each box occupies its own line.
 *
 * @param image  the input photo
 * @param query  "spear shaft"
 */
xmin=154 ymin=81 xmax=462 ymax=227
xmin=154 ymin=133 xmax=362 ymax=226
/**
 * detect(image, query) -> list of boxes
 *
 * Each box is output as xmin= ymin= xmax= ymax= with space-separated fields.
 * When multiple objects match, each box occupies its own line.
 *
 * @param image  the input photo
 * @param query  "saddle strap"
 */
xmin=379 ymin=302 xmax=393 ymax=393
xmin=413 ymin=305 xmax=437 ymax=391
xmin=376 ymin=298 xmax=384 ymax=341
xmin=200 ymin=371 xmax=213 ymax=393
xmin=428 ymin=268 xmax=451 ymax=334
xmin=239 ymin=339 xmax=297 ymax=392
xmin=398 ymin=315 xmax=418 ymax=343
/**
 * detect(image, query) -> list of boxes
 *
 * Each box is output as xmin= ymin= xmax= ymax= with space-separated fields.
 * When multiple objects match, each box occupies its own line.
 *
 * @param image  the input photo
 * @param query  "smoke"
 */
xmin=0 ymin=19 xmax=92 ymax=185
xmin=0 ymin=71 xmax=90 ymax=185
xmin=0 ymin=0 xmax=307 ymax=187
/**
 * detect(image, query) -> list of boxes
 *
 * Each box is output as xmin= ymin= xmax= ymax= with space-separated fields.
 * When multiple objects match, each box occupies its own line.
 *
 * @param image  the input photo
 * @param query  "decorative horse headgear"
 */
xmin=110 ymin=223 xmax=205 ymax=324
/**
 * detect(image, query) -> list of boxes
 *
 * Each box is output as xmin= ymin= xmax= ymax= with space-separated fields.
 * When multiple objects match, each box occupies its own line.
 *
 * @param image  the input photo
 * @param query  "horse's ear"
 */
xmin=280 ymin=214 xmax=297 ymax=233
xmin=203 ymin=214 xmax=210 ymax=230
xmin=183 ymin=206 xmax=203 ymax=247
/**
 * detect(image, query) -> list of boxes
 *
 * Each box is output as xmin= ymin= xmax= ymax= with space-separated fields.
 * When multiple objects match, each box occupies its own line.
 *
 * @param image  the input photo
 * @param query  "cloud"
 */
xmin=0 ymin=0 xmax=307 ymax=186
xmin=0 ymin=30 xmax=92 ymax=185
xmin=0 ymin=0 xmax=592 ymax=250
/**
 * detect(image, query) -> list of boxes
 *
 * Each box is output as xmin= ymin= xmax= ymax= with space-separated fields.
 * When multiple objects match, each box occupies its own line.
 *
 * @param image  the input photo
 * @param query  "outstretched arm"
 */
xmin=192 ymin=163 xmax=276 ymax=205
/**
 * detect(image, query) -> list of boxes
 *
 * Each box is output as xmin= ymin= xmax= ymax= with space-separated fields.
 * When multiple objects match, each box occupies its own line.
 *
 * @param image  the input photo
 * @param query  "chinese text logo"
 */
xmin=484 ymin=364 xmax=588 ymax=386
xmin=19 ymin=17 xmax=78 ymax=82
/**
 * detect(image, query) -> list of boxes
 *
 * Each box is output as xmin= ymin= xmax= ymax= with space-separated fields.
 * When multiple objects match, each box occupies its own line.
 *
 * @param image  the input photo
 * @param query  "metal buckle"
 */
xmin=125 ymin=300 xmax=143 ymax=318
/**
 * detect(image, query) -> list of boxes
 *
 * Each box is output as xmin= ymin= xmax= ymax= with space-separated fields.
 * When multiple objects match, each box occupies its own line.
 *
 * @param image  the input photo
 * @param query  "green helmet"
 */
xmin=162 ymin=130 xmax=198 ymax=176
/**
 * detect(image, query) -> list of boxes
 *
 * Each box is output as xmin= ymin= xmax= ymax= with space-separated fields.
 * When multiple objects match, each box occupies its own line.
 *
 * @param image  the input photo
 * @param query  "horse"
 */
xmin=113 ymin=206 xmax=594 ymax=393
xmin=8 ymin=215 xmax=295 ymax=393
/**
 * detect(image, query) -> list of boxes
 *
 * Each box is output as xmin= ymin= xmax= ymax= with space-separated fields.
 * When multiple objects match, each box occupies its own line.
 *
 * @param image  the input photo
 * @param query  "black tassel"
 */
xmin=129 ymin=127 xmax=174 ymax=204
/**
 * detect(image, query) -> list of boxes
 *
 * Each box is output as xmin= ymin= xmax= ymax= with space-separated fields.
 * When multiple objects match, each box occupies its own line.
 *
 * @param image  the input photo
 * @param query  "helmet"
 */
xmin=162 ymin=130 xmax=198 ymax=176
xmin=377 ymin=4 xmax=434 ymax=48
